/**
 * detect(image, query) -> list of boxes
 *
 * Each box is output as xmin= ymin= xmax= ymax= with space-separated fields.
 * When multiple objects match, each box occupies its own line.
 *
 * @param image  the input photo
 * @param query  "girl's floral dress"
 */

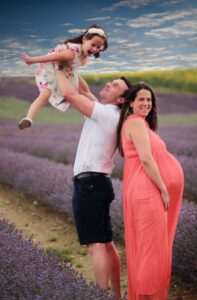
xmin=35 ymin=43 xmax=82 ymax=112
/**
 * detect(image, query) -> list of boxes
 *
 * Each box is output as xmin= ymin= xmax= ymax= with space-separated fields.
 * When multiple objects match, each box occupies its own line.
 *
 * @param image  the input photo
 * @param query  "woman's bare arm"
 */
xmin=126 ymin=117 xmax=170 ymax=210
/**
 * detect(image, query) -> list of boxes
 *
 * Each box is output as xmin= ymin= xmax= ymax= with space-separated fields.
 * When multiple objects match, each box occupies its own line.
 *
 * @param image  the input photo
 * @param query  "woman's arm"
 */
xmin=21 ymin=49 xmax=75 ymax=65
xmin=78 ymin=75 xmax=97 ymax=102
xmin=126 ymin=118 xmax=170 ymax=210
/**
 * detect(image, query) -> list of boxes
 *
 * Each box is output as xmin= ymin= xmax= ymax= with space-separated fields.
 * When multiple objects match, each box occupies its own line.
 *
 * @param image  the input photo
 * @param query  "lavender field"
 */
xmin=0 ymin=219 xmax=120 ymax=300
xmin=0 ymin=77 xmax=197 ymax=297
xmin=0 ymin=76 xmax=197 ymax=114
xmin=0 ymin=121 xmax=196 ymax=202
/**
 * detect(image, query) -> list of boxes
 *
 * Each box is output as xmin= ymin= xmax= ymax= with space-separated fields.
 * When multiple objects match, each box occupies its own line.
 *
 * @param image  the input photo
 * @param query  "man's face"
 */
xmin=99 ymin=79 xmax=128 ymax=105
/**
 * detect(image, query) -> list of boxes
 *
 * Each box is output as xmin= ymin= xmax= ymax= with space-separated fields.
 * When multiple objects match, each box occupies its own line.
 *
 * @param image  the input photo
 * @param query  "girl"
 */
xmin=18 ymin=24 xmax=108 ymax=129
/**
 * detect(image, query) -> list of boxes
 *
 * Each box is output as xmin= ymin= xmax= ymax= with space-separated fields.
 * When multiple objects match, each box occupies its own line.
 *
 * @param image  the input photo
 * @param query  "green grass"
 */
xmin=45 ymin=246 xmax=74 ymax=262
xmin=47 ymin=236 xmax=58 ymax=242
xmin=83 ymin=69 xmax=197 ymax=94
xmin=0 ymin=96 xmax=197 ymax=126
xmin=159 ymin=114 xmax=197 ymax=126
xmin=0 ymin=97 xmax=83 ymax=124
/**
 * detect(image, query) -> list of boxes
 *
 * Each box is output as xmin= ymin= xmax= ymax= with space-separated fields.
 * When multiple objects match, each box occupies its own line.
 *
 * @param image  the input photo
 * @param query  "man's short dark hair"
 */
xmin=118 ymin=76 xmax=132 ymax=108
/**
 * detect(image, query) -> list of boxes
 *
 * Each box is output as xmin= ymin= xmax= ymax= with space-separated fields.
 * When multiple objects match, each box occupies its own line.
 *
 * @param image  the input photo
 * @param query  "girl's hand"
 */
xmin=21 ymin=52 xmax=34 ymax=65
xmin=161 ymin=188 xmax=170 ymax=211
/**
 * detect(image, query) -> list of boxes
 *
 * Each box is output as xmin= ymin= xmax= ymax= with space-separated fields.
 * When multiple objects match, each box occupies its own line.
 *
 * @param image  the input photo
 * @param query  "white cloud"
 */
xmin=58 ymin=23 xmax=73 ymax=27
xmin=68 ymin=28 xmax=85 ymax=34
xmin=102 ymin=0 xmax=152 ymax=12
xmin=145 ymin=19 xmax=197 ymax=39
xmin=114 ymin=22 xmax=123 ymax=26
xmin=127 ymin=9 xmax=197 ymax=28
xmin=116 ymin=39 xmax=129 ymax=43
xmin=160 ymin=0 xmax=184 ymax=6
xmin=85 ymin=17 xmax=111 ymax=21
xmin=127 ymin=42 xmax=141 ymax=47
xmin=115 ymin=17 xmax=128 ymax=21
xmin=189 ymin=37 xmax=197 ymax=41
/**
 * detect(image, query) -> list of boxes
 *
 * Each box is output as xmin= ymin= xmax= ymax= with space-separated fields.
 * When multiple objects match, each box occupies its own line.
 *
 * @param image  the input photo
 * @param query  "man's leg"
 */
xmin=88 ymin=242 xmax=121 ymax=300
xmin=106 ymin=241 xmax=121 ymax=300
xmin=88 ymin=243 xmax=109 ymax=290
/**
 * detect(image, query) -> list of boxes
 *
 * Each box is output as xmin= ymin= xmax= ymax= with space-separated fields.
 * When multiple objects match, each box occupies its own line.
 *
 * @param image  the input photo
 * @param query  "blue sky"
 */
xmin=0 ymin=0 xmax=196 ymax=77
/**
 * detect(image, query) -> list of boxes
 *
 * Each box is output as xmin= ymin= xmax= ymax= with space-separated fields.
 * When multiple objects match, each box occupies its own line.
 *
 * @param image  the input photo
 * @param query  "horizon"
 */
xmin=0 ymin=67 xmax=196 ymax=79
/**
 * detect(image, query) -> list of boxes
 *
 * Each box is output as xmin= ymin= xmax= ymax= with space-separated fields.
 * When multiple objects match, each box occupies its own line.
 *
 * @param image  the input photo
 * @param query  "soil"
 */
xmin=0 ymin=183 xmax=196 ymax=300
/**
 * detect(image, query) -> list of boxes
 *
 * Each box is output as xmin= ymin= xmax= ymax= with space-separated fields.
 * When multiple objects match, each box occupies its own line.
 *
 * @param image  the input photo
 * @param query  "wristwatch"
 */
xmin=55 ymin=64 xmax=64 ymax=71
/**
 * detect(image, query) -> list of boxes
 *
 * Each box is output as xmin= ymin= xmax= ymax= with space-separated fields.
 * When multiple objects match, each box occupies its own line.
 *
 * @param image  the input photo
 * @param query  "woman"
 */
xmin=117 ymin=82 xmax=184 ymax=300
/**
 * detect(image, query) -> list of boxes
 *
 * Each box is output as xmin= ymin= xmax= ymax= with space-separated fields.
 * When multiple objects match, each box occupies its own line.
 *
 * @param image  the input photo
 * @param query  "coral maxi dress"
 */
xmin=122 ymin=115 xmax=184 ymax=300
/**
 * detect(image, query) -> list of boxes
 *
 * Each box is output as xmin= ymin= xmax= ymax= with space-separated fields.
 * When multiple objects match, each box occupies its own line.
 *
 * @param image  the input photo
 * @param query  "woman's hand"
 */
xmin=161 ymin=188 xmax=170 ymax=211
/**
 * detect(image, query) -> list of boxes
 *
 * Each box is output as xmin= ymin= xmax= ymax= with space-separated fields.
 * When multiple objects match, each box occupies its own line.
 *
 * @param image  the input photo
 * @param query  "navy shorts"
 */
xmin=72 ymin=175 xmax=115 ymax=245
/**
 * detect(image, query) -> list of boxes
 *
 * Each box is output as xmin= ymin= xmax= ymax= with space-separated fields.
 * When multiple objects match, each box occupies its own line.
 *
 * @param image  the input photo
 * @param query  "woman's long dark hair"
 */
xmin=117 ymin=82 xmax=158 ymax=156
xmin=64 ymin=24 xmax=108 ymax=58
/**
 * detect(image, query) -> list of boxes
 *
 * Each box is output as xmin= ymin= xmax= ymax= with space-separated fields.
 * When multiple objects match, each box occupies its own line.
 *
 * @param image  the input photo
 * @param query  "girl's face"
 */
xmin=130 ymin=89 xmax=152 ymax=117
xmin=82 ymin=35 xmax=105 ymax=56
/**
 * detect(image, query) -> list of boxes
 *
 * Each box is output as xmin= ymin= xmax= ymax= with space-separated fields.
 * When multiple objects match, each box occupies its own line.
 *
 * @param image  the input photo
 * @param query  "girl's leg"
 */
xmin=26 ymin=88 xmax=51 ymax=120
xmin=18 ymin=89 xmax=51 ymax=129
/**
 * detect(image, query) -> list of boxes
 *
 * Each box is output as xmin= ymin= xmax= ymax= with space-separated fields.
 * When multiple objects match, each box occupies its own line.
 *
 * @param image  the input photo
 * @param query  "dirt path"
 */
xmin=0 ymin=184 xmax=196 ymax=299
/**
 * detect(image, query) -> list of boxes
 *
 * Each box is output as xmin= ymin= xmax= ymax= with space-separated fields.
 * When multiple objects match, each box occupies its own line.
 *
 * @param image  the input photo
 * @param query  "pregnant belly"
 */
xmin=155 ymin=151 xmax=184 ymax=190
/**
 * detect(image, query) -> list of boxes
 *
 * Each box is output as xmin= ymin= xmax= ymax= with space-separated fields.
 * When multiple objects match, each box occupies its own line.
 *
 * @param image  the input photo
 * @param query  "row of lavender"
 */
xmin=0 ymin=147 xmax=196 ymax=283
xmin=0 ymin=121 xmax=196 ymax=202
xmin=0 ymin=219 xmax=121 ymax=300
xmin=1 ymin=77 xmax=197 ymax=113
xmin=1 ymin=122 xmax=196 ymax=160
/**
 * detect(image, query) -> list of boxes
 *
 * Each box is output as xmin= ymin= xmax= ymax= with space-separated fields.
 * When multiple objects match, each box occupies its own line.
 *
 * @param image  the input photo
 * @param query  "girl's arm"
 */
xmin=21 ymin=49 xmax=75 ymax=65
xmin=78 ymin=75 xmax=97 ymax=102
xmin=126 ymin=117 xmax=170 ymax=210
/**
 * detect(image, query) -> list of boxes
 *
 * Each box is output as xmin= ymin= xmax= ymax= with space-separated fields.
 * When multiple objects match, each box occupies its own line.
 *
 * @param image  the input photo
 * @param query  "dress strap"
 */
xmin=67 ymin=44 xmax=80 ymax=53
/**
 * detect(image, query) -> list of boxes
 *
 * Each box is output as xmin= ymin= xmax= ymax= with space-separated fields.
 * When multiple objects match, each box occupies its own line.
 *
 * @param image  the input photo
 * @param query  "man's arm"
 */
xmin=55 ymin=69 xmax=95 ymax=117
xmin=78 ymin=75 xmax=97 ymax=102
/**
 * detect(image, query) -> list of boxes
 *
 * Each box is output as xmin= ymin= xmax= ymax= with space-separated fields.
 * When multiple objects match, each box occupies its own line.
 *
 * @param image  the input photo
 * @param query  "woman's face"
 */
xmin=130 ymin=88 xmax=152 ymax=117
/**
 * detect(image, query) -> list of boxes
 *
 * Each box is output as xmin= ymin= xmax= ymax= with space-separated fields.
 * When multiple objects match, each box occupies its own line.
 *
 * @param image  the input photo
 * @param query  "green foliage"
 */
xmin=47 ymin=236 xmax=58 ymax=242
xmin=1 ymin=96 xmax=197 ymax=126
xmin=83 ymin=69 xmax=197 ymax=93
xmin=45 ymin=246 xmax=74 ymax=262
xmin=0 ymin=97 xmax=83 ymax=124
xmin=77 ymin=248 xmax=88 ymax=256
xmin=159 ymin=114 xmax=197 ymax=126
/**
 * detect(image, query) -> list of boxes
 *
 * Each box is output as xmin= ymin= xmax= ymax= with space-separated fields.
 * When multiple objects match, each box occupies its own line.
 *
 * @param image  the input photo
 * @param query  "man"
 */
xmin=55 ymin=66 xmax=131 ymax=299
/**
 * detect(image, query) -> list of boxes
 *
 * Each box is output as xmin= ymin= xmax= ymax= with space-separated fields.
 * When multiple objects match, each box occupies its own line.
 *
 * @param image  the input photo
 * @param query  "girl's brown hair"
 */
xmin=64 ymin=24 xmax=108 ymax=58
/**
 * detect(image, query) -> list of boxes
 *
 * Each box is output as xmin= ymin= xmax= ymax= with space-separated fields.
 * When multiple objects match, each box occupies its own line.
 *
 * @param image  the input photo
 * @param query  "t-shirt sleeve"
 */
xmin=91 ymin=102 xmax=119 ymax=129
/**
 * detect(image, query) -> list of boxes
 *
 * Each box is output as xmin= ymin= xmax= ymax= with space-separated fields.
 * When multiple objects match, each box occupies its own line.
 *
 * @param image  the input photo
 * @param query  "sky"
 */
xmin=0 ymin=0 xmax=196 ymax=77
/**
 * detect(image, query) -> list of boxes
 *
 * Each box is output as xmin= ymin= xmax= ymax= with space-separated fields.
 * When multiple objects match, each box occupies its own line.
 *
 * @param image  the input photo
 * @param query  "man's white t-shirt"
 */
xmin=74 ymin=102 xmax=120 ymax=176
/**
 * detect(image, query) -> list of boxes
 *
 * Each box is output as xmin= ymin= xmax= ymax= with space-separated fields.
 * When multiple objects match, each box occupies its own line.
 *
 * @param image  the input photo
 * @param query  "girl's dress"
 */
xmin=35 ymin=43 xmax=83 ymax=112
xmin=122 ymin=114 xmax=184 ymax=300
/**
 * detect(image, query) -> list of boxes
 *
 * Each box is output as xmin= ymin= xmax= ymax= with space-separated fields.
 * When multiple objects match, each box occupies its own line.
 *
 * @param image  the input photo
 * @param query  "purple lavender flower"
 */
xmin=0 ymin=219 xmax=121 ymax=299
xmin=172 ymin=201 xmax=197 ymax=283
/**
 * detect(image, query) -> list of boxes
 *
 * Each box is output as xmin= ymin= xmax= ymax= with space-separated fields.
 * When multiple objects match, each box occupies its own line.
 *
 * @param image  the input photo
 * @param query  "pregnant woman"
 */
xmin=117 ymin=82 xmax=184 ymax=300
